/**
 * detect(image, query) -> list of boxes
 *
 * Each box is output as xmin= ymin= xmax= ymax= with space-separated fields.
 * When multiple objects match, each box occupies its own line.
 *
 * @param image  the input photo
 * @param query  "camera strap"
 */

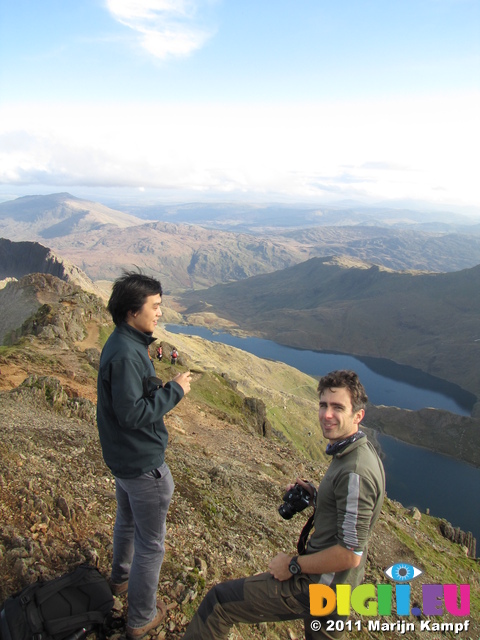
xmin=297 ymin=480 xmax=317 ymax=555
xmin=297 ymin=513 xmax=315 ymax=555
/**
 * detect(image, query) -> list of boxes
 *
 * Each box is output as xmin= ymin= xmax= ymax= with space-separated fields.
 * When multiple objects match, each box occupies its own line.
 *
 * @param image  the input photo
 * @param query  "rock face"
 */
xmin=440 ymin=522 xmax=477 ymax=558
xmin=243 ymin=396 xmax=272 ymax=437
xmin=0 ymin=238 xmax=99 ymax=294
xmin=0 ymin=275 xmax=40 ymax=344
xmin=0 ymin=272 xmax=107 ymax=346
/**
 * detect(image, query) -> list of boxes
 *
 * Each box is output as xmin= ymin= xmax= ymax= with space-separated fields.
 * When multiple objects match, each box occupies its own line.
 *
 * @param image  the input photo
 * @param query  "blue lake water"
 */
xmin=166 ymin=324 xmax=475 ymax=415
xmin=166 ymin=324 xmax=480 ymax=545
xmin=377 ymin=434 xmax=480 ymax=546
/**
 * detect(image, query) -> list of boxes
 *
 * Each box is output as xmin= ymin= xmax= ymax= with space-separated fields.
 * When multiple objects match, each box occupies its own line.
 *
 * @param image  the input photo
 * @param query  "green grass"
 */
xmin=98 ymin=325 xmax=113 ymax=348
xmin=188 ymin=371 xmax=246 ymax=420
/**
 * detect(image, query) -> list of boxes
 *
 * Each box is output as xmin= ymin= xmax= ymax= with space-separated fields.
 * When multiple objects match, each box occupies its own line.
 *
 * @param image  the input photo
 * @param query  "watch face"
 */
xmin=289 ymin=559 xmax=301 ymax=575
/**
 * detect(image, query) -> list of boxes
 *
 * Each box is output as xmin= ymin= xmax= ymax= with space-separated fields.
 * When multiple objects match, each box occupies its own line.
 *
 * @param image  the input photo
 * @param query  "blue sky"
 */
xmin=0 ymin=0 xmax=479 ymax=212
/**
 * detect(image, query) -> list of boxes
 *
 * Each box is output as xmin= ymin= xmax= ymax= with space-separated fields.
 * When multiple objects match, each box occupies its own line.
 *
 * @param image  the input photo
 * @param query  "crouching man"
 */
xmin=182 ymin=370 xmax=385 ymax=640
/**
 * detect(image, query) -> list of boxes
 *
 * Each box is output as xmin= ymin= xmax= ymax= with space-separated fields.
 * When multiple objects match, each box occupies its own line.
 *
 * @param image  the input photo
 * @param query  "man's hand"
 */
xmin=285 ymin=477 xmax=316 ymax=507
xmin=174 ymin=371 xmax=192 ymax=394
xmin=268 ymin=553 xmax=293 ymax=582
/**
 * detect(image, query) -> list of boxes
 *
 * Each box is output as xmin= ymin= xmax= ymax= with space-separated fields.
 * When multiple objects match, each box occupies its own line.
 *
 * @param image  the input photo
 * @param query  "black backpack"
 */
xmin=0 ymin=565 xmax=114 ymax=640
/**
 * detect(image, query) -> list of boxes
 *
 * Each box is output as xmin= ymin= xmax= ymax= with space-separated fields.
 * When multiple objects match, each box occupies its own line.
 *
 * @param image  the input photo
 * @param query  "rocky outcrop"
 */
xmin=0 ymin=272 xmax=108 ymax=346
xmin=0 ymin=276 xmax=40 ymax=344
xmin=13 ymin=375 xmax=96 ymax=424
xmin=243 ymin=396 xmax=272 ymax=437
xmin=439 ymin=521 xmax=477 ymax=558
xmin=0 ymin=238 xmax=99 ymax=294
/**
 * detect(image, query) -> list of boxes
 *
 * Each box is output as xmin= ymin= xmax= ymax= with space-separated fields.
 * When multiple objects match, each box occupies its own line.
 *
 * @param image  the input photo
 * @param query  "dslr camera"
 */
xmin=278 ymin=483 xmax=311 ymax=520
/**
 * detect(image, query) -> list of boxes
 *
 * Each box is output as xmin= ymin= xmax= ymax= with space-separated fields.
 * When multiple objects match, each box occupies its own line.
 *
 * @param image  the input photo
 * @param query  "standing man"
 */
xmin=182 ymin=370 xmax=385 ymax=640
xmin=97 ymin=271 xmax=191 ymax=640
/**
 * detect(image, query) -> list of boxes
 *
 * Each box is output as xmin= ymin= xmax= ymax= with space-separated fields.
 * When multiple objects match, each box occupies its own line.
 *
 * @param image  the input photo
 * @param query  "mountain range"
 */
xmin=1 ymin=192 xmax=480 ymax=400
xmin=2 ymin=245 xmax=479 ymax=468
xmin=100 ymin=199 xmax=480 ymax=233
xmin=2 ymin=194 xmax=480 ymax=294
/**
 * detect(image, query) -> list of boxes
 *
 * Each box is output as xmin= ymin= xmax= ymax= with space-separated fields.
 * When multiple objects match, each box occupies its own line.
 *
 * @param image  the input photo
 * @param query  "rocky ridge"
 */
xmin=0 ymin=237 xmax=99 ymax=294
xmin=0 ymin=275 xmax=479 ymax=640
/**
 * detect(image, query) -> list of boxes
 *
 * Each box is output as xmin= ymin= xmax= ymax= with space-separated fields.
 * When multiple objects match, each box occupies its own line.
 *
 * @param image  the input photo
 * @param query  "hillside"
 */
xmin=179 ymin=256 xmax=480 ymax=401
xmin=0 ymin=193 xmax=144 ymax=239
xmin=0 ymin=273 xmax=479 ymax=640
xmin=41 ymin=221 xmax=306 ymax=292
xmin=0 ymin=238 xmax=106 ymax=344
xmin=279 ymin=225 xmax=480 ymax=273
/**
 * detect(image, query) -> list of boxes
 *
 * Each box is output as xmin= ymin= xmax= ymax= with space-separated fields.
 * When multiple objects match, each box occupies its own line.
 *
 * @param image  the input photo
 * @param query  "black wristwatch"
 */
xmin=289 ymin=556 xmax=302 ymax=575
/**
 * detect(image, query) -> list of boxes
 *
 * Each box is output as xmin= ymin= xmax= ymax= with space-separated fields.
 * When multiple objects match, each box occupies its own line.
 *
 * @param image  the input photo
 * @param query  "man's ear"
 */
xmin=354 ymin=408 xmax=365 ymax=425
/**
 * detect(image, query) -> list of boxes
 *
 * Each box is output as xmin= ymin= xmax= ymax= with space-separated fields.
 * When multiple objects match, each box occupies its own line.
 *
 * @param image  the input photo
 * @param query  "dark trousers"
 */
xmin=182 ymin=572 xmax=345 ymax=640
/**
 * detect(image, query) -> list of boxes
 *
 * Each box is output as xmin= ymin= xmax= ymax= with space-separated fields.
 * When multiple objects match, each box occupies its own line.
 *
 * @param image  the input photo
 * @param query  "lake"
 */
xmin=165 ymin=324 xmax=475 ymax=415
xmin=166 ymin=323 xmax=480 ymax=544
xmin=377 ymin=434 xmax=480 ymax=545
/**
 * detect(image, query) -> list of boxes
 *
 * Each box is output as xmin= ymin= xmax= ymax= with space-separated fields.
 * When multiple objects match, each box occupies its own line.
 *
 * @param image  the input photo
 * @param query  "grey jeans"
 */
xmin=111 ymin=462 xmax=174 ymax=628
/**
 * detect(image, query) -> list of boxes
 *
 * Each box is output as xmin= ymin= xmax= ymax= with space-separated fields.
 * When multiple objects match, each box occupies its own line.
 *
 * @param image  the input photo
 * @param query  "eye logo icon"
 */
xmin=384 ymin=563 xmax=423 ymax=582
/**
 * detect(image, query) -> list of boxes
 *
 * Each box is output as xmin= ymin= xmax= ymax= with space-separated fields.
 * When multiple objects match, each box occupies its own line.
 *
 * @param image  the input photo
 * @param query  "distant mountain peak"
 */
xmin=0 ymin=193 xmax=145 ymax=240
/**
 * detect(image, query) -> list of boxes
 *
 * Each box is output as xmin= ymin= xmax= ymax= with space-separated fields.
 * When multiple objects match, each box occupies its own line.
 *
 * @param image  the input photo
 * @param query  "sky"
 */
xmin=0 ymin=0 xmax=479 ymax=213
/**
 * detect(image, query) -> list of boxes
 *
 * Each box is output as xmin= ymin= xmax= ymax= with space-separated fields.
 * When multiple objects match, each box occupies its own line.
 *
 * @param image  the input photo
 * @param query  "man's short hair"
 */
xmin=317 ymin=370 xmax=368 ymax=413
xmin=107 ymin=270 xmax=163 ymax=326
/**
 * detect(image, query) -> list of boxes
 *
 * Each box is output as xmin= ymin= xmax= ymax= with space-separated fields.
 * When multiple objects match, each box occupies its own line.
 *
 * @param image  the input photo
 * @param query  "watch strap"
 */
xmin=289 ymin=555 xmax=302 ymax=575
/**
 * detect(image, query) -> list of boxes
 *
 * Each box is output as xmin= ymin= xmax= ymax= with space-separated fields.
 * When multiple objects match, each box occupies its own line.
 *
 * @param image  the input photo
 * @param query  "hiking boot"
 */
xmin=126 ymin=600 xmax=167 ymax=639
xmin=109 ymin=579 xmax=129 ymax=596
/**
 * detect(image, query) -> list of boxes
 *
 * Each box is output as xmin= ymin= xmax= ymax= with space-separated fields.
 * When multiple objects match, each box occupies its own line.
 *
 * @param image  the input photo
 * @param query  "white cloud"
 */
xmin=0 ymin=93 xmax=479 ymax=207
xmin=105 ymin=0 xmax=216 ymax=59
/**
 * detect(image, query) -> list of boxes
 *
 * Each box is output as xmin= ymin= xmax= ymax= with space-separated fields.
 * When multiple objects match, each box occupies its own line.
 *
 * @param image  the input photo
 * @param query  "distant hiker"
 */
xmin=97 ymin=271 xmax=191 ymax=639
xmin=170 ymin=347 xmax=178 ymax=365
xmin=156 ymin=345 xmax=163 ymax=361
xmin=182 ymin=370 xmax=385 ymax=640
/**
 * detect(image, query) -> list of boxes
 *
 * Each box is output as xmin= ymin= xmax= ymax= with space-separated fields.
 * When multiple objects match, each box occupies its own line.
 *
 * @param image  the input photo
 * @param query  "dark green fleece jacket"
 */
xmin=96 ymin=322 xmax=184 ymax=479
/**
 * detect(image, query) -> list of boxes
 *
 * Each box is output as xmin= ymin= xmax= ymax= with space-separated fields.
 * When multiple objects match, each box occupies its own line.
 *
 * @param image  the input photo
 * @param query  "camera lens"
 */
xmin=278 ymin=484 xmax=310 ymax=520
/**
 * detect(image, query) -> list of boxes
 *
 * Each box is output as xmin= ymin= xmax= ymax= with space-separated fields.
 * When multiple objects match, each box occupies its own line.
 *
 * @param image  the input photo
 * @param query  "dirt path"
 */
xmin=75 ymin=322 xmax=100 ymax=350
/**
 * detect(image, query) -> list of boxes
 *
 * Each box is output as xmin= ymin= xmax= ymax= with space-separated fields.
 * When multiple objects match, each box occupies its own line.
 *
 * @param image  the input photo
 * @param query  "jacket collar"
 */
xmin=117 ymin=322 xmax=156 ymax=346
xmin=330 ymin=431 xmax=367 ymax=458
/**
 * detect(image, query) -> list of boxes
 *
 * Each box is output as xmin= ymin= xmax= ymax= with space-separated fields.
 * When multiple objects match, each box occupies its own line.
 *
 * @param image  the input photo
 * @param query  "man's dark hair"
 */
xmin=107 ymin=270 xmax=163 ymax=326
xmin=317 ymin=370 xmax=368 ymax=412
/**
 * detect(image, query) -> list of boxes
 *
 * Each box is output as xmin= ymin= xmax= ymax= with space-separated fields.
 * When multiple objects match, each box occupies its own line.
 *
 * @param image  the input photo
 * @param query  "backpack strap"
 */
xmin=44 ymin=612 xmax=106 ymax=635
xmin=34 ymin=566 xmax=102 ymax=606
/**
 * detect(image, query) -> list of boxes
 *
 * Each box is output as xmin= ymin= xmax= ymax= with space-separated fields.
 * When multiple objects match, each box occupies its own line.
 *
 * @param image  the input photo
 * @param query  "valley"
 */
xmin=0 ymin=272 xmax=479 ymax=639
